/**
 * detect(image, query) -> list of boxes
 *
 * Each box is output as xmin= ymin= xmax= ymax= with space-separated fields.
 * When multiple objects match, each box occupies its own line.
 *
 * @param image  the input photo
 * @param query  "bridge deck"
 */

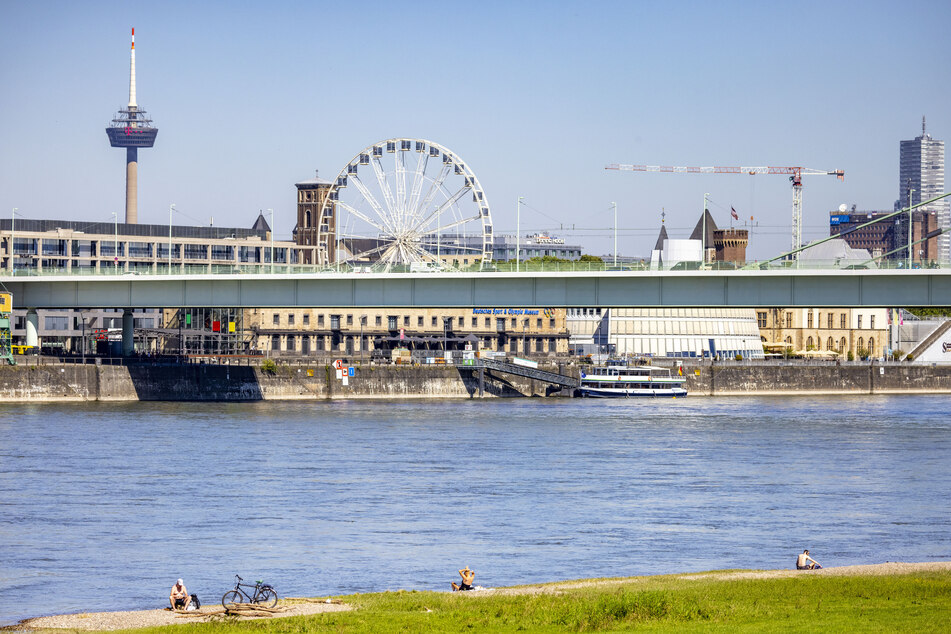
xmin=2 ymin=269 xmax=950 ymax=309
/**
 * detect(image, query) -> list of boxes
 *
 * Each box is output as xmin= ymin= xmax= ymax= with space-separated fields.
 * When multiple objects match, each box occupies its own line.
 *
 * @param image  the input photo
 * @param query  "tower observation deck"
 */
xmin=106 ymin=28 xmax=157 ymax=224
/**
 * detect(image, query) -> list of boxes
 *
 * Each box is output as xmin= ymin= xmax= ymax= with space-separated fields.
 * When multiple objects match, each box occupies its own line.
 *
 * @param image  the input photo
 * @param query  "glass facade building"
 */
xmin=898 ymin=119 xmax=948 ymax=262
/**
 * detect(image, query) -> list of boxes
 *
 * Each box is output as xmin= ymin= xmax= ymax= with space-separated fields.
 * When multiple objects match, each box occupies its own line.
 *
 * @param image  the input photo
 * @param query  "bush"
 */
xmin=260 ymin=358 xmax=277 ymax=374
xmin=847 ymin=350 xmax=855 ymax=361
xmin=892 ymin=349 xmax=905 ymax=361
xmin=734 ymin=354 xmax=743 ymax=361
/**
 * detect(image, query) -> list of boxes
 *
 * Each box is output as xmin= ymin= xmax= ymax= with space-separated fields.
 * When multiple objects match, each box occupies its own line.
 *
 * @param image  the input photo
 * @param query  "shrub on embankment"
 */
xmin=126 ymin=570 xmax=951 ymax=633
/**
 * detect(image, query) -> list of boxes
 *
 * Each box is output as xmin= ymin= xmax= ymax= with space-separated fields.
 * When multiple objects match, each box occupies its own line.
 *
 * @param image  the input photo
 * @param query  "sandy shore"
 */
xmin=12 ymin=600 xmax=351 ymax=632
xmin=12 ymin=561 xmax=951 ymax=631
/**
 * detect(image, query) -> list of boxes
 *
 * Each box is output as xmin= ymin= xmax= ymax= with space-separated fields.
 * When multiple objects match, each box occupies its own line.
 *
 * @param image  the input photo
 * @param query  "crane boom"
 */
xmin=605 ymin=163 xmax=844 ymax=259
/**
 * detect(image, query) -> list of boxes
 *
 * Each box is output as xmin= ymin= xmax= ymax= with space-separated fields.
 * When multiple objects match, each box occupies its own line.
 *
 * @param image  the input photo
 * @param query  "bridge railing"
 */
xmin=2 ymin=259 xmax=949 ymax=277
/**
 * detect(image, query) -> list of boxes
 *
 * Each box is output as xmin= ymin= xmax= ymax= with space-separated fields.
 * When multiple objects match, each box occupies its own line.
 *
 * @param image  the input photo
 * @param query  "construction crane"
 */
xmin=605 ymin=164 xmax=845 ymax=260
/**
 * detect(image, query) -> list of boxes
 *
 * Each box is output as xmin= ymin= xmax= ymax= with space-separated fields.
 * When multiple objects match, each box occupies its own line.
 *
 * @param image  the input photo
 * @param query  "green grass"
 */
xmin=114 ymin=570 xmax=951 ymax=633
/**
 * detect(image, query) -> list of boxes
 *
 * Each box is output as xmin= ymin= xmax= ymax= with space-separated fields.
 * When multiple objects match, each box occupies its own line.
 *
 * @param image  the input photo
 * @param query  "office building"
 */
xmin=897 ymin=117 xmax=948 ymax=261
xmin=829 ymin=206 xmax=939 ymax=264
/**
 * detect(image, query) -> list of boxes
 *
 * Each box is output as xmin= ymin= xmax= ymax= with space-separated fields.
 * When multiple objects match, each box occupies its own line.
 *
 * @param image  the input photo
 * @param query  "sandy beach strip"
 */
xmin=12 ymin=600 xmax=351 ymax=631
xmin=11 ymin=561 xmax=951 ymax=630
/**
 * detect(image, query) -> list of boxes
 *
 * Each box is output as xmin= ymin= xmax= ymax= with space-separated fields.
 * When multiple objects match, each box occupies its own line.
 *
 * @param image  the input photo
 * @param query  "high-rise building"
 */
xmin=897 ymin=117 xmax=947 ymax=261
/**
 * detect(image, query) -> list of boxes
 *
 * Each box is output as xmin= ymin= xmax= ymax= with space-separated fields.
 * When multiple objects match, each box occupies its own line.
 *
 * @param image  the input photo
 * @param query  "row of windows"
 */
xmin=613 ymin=336 xmax=762 ymax=357
xmin=35 ymin=316 xmax=155 ymax=331
xmin=789 ymin=335 xmax=877 ymax=353
xmin=612 ymin=319 xmax=759 ymax=337
xmin=270 ymin=313 xmax=557 ymax=330
xmin=761 ymin=312 xmax=878 ymax=330
xmin=267 ymin=333 xmax=559 ymax=353
xmin=4 ymin=239 xmax=283 ymax=262
xmin=567 ymin=308 xmax=604 ymax=317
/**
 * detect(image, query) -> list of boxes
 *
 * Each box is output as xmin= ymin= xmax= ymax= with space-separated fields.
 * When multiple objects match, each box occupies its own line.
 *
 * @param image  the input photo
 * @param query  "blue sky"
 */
xmin=1 ymin=0 xmax=949 ymax=259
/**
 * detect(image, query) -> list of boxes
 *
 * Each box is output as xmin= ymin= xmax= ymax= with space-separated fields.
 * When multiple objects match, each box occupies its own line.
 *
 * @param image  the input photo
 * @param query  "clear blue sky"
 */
xmin=2 ymin=0 xmax=949 ymax=259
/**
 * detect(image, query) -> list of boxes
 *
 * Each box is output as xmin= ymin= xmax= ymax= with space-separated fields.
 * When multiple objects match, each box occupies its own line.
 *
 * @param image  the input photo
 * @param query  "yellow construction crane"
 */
xmin=605 ymin=163 xmax=844 ymax=260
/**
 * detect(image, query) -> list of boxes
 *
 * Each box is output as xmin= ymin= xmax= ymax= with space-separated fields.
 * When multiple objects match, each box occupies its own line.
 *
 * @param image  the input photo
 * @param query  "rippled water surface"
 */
xmin=1 ymin=396 xmax=950 ymax=625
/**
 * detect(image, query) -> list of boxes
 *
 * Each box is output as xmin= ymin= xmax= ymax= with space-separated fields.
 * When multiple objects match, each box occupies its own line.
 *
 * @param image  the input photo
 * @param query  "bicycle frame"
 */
xmin=231 ymin=575 xmax=272 ymax=601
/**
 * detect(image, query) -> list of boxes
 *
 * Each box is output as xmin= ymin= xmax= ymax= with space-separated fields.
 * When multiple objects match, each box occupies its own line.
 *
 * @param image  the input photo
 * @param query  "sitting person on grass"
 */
xmin=169 ymin=579 xmax=190 ymax=610
xmin=451 ymin=566 xmax=475 ymax=591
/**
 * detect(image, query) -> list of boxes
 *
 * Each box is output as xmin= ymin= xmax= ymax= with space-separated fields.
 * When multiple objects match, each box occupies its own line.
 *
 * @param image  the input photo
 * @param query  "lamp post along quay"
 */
xmin=11 ymin=208 xmax=17 ymax=273
xmin=516 ymin=196 xmax=524 ymax=273
xmin=908 ymin=187 xmax=914 ymax=269
xmin=270 ymin=208 xmax=275 ymax=273
xmin=612 ymin=201 xmax=617 ymax=268
xmin=112 ymin=212 xmax=119 ymax=271
xmin=168 ymin=203 xmax=176 ymax=271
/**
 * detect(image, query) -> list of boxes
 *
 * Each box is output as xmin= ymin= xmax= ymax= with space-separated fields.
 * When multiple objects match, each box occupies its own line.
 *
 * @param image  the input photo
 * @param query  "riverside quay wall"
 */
xmin=1 ymin=361 xmax=951 ymax=402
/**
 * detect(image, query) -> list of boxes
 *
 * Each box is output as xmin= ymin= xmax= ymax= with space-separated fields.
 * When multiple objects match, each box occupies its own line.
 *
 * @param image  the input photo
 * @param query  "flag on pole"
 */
xmin=731 ymin=207 xmax=739 ymax=220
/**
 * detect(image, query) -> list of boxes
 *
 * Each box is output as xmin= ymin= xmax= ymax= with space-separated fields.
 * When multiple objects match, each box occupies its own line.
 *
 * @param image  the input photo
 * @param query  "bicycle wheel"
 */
xmin=222 ymin=590 xmax=242 ymax=609
xmin=256 ymin=587 xmax=278 ymax=608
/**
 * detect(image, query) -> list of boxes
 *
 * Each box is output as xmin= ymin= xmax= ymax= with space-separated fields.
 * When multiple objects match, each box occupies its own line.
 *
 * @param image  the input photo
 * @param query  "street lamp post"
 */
xmin=612 ymin=201 xmax=617 ymax=269
xmin=360 ymin=314 xmax=367 ymax=364
xmin=516 ymin=196 xmax=524 ymax=272
xmin=268 ymin=208 xmax=274 ymax=274
xmin=111 ymin=212 xmax=119 ymax=272
xmin=168 ymin=203 xmax=176 ymax=272
xmin=443 ymin=317 xmax=449 ymax=361
xmin=908 ymin=187 xmax=914 ymax=269
xmin=701 ymin=193 xmax=709 ymax=267
xmin=10 ymin=208 xmax=17 ymax=273
xmin=80 ymin=311 xmax=86 ymax=365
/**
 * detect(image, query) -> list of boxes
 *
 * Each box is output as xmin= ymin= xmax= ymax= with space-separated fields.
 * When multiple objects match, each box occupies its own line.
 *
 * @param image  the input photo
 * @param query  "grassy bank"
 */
xmin=119 ymin=569 xmax=951 ymax=633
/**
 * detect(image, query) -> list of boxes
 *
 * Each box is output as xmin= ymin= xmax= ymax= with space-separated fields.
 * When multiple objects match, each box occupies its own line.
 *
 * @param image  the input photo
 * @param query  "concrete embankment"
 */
xmin=0 ymin=361 xmax=950 ymax=402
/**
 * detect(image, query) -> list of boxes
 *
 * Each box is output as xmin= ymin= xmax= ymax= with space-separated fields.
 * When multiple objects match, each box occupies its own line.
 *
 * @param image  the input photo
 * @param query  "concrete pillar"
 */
xmin=25 ymin=309 xmax=39 ymax=347
xmin=126 ymin=147 xmax=138 ymax=224
xmin=122 ymin=309 xmax=134 ymax=356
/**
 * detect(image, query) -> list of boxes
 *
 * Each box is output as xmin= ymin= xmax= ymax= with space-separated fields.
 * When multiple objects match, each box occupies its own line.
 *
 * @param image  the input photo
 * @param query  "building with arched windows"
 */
xmin=756 ymin=308 xmax=889 ymax=359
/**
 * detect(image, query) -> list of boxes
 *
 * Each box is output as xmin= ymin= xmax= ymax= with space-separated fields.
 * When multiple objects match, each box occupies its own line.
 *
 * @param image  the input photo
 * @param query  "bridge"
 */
xmin=2 ymin=268 xmax=950 ymax=310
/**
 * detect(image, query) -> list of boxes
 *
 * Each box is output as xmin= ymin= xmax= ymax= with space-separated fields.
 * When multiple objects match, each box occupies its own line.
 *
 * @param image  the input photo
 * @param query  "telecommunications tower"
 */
xmin=106 ymin=28 xmax=157 ymax=224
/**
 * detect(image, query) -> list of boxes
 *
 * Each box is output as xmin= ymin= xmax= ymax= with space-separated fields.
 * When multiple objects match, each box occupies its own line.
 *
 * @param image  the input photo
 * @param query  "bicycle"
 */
xmin=221 ymin=575 xmax=279 ymax=609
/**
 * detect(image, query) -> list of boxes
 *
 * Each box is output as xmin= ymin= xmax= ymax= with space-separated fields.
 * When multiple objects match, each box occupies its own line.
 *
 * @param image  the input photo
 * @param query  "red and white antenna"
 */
xmin=128 ymin=27 xmax=137 ymax=109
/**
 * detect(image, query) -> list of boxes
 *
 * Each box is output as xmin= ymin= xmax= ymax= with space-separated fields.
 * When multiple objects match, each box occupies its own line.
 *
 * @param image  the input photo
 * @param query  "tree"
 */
xmin=578 ymin=254 xmax=604 ymax=263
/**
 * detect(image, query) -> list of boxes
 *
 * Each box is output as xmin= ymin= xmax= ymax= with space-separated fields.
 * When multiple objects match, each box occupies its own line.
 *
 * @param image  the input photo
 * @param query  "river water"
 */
xmin=1 ymin=395 xmax=949 ymax=625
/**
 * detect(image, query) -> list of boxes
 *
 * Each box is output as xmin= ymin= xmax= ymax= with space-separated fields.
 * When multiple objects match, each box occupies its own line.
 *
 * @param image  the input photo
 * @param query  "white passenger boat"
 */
xmin=579 ymin=362 xmax=687 ymax=398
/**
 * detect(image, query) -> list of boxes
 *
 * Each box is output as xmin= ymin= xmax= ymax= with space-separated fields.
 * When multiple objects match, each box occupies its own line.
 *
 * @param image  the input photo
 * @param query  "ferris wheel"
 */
xmin=317 ymin=138 xmax=494 ymax=271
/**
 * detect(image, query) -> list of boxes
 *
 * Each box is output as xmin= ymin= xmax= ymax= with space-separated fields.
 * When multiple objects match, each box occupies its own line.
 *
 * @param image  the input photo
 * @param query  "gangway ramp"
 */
xmin=458 ymin=358 xmax=580 ymax=389
xmin=907 ymin=320 xmax=951 ymax=360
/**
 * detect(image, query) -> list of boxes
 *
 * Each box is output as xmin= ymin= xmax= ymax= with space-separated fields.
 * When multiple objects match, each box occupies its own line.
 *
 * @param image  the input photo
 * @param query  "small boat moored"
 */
xmin=579 ymin=360 xmax=687 ymax=398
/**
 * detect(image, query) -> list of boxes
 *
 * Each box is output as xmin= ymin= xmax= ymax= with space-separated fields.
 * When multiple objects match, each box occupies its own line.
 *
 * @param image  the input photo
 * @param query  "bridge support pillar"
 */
xmin=25 ymin=309 xmax=39 ymax=347
xmin=122 ymin=309 xmax=134 ymax=356
xmin=478 ymin=367 xmax=484 ymax=398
